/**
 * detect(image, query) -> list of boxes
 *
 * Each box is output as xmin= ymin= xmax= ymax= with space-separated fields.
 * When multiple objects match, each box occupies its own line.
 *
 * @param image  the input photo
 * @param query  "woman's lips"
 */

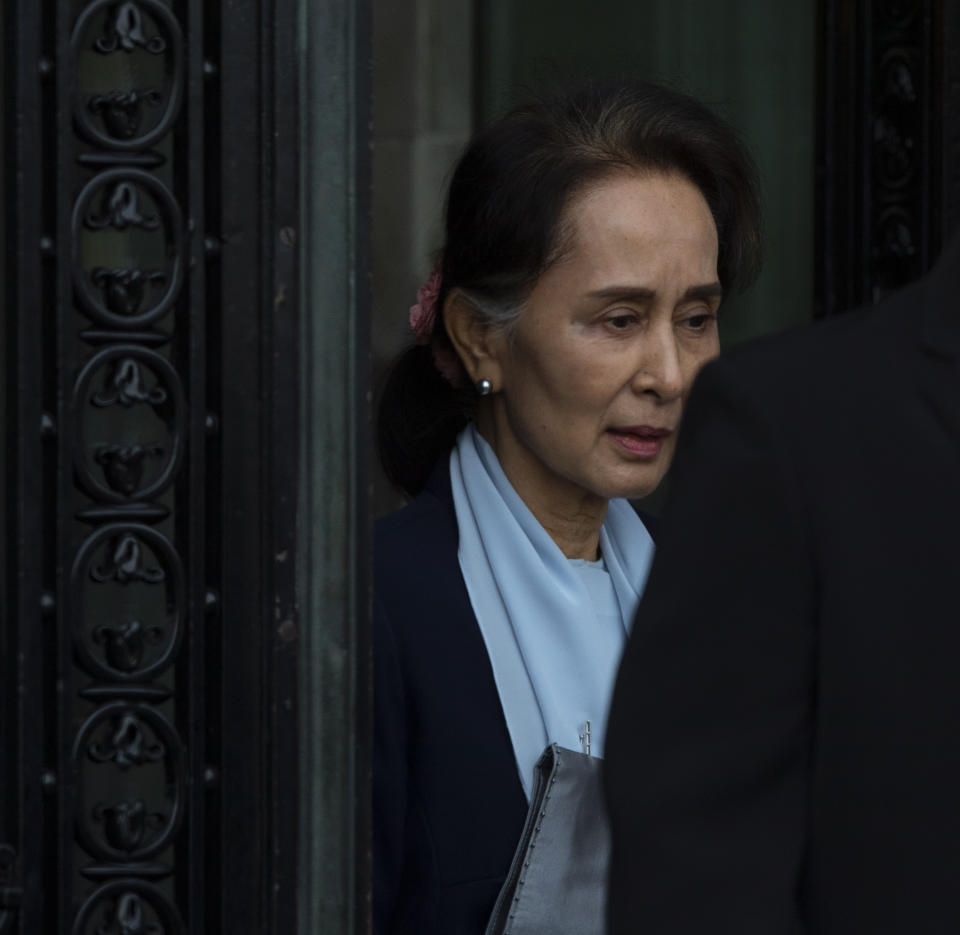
xmin=606 ymin=426 xmax=672 ymax=458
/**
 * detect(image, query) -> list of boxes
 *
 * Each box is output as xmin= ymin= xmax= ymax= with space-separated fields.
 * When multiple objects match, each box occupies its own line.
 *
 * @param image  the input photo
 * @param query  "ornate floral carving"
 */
xmin=73 ymin=172 xmax=185 ymax=324
xmin=75 ymin=883 xmax=182 ymax=935
xmin=92 ymin=800 xmax=166 ymax=853
xmin=873 ymin=48 xmax=921 ymax=192
xmin=94 ymin=2 xmax=167 ymax=55
xmin=73 ymin=704 xmax=185 ymax=867
xmin=89 ymin=89 xmax=163 ymax=140
xmin=94 ymin=444 xmax=165 ymax=496
xmin=64 ymin=0 xmax=190 ymax=925
xmin=90 ymin=534 xmax=165 ymax=584
xmin=95 ymin=890 xmax=164 ymax=934
xmin=92 ymin=619 xmax=164 ymax=672
xmin=73 ymin=526 xmax=183 ymax=683
xmin=72 ymin=3 xmax=185 ymax=151
xmin=882 ymin=57 xmax=917 ymax=103
xmin=92 ymin=359 xmax=167 ymax=408
xmin=88 ymin=713 xmax=165 ymax=770
xmin=873 ymin=114 xmax=916 ymax=184
xmin=85 ymin=182 xmax=160 ymax=231
xmin=90 ymin=268 xmax=168 ymax=317
xmin=873 ymin=207 xmax=920 ymax=289
xmin=877 ymin=213 xmax=918 ymax=260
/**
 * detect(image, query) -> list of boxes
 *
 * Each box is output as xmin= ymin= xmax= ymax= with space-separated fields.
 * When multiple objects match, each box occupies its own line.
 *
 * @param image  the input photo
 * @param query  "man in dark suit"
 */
xmin=604 ymin=231 xmax=960 ymax=934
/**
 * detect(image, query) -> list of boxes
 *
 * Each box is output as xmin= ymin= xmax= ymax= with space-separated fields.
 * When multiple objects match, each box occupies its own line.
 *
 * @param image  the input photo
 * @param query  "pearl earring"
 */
xmin=476 ymin=378 xmax=493 ymax=396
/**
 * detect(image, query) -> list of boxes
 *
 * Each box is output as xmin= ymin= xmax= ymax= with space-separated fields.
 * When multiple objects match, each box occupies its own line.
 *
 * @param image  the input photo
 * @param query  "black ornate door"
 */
xmin=817 ymin=0 xmax=960 ymax=313
xmin=1 ymin=0 xmax=328 ymax=931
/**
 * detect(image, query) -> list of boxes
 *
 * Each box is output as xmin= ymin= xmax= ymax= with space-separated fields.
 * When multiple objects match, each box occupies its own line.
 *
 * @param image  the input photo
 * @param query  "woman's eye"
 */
xmin=682 ymin=313 xmax=716 ymax=332
xmin=606 ymin=313 xmax=637 ymax=330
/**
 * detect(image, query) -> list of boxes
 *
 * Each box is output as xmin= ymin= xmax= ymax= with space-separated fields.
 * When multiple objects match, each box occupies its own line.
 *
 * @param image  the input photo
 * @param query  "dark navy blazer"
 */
xmin=374 ymin=458 xmax=656 ymax=934
xmin=373 ymin=461 xmax=528 ymax=935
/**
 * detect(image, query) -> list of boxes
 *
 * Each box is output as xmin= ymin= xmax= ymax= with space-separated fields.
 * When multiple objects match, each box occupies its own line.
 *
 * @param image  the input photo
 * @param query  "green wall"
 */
xmin=480 ymin=0 xmax=816 ymax=345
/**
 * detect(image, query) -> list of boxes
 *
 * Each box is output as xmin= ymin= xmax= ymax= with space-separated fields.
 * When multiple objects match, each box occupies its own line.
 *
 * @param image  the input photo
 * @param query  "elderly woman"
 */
xmin=374 ymin=79 xmax=761 ymax=935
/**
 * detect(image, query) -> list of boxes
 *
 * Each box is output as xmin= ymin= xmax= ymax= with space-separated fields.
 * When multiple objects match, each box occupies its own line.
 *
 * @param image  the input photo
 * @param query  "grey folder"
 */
xmin=485 ymin=744 xmax=610 ymax=935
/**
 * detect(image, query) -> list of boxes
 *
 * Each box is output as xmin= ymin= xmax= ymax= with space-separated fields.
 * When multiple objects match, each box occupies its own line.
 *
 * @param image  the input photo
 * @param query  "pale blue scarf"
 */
xmin=449 ymin=425 xmax=655 ymax=799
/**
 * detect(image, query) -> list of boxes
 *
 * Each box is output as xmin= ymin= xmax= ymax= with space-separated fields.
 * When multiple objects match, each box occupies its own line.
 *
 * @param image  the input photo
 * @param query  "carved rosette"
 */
xmin=67 ymin=0 xmax=190 ymax=927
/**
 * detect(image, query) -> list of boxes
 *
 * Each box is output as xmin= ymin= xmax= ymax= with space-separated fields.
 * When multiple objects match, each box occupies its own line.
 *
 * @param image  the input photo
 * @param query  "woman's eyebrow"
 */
xmin=684 ymin=282 xmax=724 ymax=301
xmin=586 ymin=286 xmax=656 ymax=302
xmin=586 ymin=282 xmax=723 ymax=302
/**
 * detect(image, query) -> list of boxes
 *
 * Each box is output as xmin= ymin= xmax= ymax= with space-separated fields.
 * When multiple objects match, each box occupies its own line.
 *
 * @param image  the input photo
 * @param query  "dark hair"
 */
xmin=379 ymin=78 xmax=762 ymax=497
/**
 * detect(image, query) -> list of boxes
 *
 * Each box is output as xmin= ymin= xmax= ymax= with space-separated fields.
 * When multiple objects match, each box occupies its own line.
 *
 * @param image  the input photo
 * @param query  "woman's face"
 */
xmin=482 ymin=170 xmax=721 ymax=511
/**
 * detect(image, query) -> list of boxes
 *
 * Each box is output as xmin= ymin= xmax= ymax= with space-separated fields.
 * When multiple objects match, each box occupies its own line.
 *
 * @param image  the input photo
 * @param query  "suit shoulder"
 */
xmin=724 ymin=303 xmax=887 ymax=373
xmin=712 ymin=290 xmax=918 ymax=408
xmin=376 ymin=478 xmax=455 ymax=559
xmin=375 ymin=462 xmax=460 ymax=601
xmin=374 ymin=462 xmax=478 ymax=672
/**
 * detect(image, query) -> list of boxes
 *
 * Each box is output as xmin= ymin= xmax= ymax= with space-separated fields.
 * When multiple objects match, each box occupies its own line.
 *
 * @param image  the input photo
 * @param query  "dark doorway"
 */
xmin=2 ymin=1 xmax=370 ymax=932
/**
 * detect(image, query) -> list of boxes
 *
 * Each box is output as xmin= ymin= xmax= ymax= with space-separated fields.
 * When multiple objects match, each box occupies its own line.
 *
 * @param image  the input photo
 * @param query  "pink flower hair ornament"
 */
xmin=409 ymin=263 xmax=466 ymax=388
xmin=409 ymin=264 xmax=442 ymax=344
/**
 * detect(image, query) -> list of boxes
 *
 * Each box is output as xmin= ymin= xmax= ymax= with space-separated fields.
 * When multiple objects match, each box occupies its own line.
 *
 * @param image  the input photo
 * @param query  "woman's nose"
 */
xmin=632 ymin=330 xmax=684 ymax=400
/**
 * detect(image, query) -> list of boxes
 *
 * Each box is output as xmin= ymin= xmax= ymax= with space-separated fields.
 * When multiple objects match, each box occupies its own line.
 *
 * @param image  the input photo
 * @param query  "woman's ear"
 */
xmin=443 ymin=290 xmax=506 ymax=390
